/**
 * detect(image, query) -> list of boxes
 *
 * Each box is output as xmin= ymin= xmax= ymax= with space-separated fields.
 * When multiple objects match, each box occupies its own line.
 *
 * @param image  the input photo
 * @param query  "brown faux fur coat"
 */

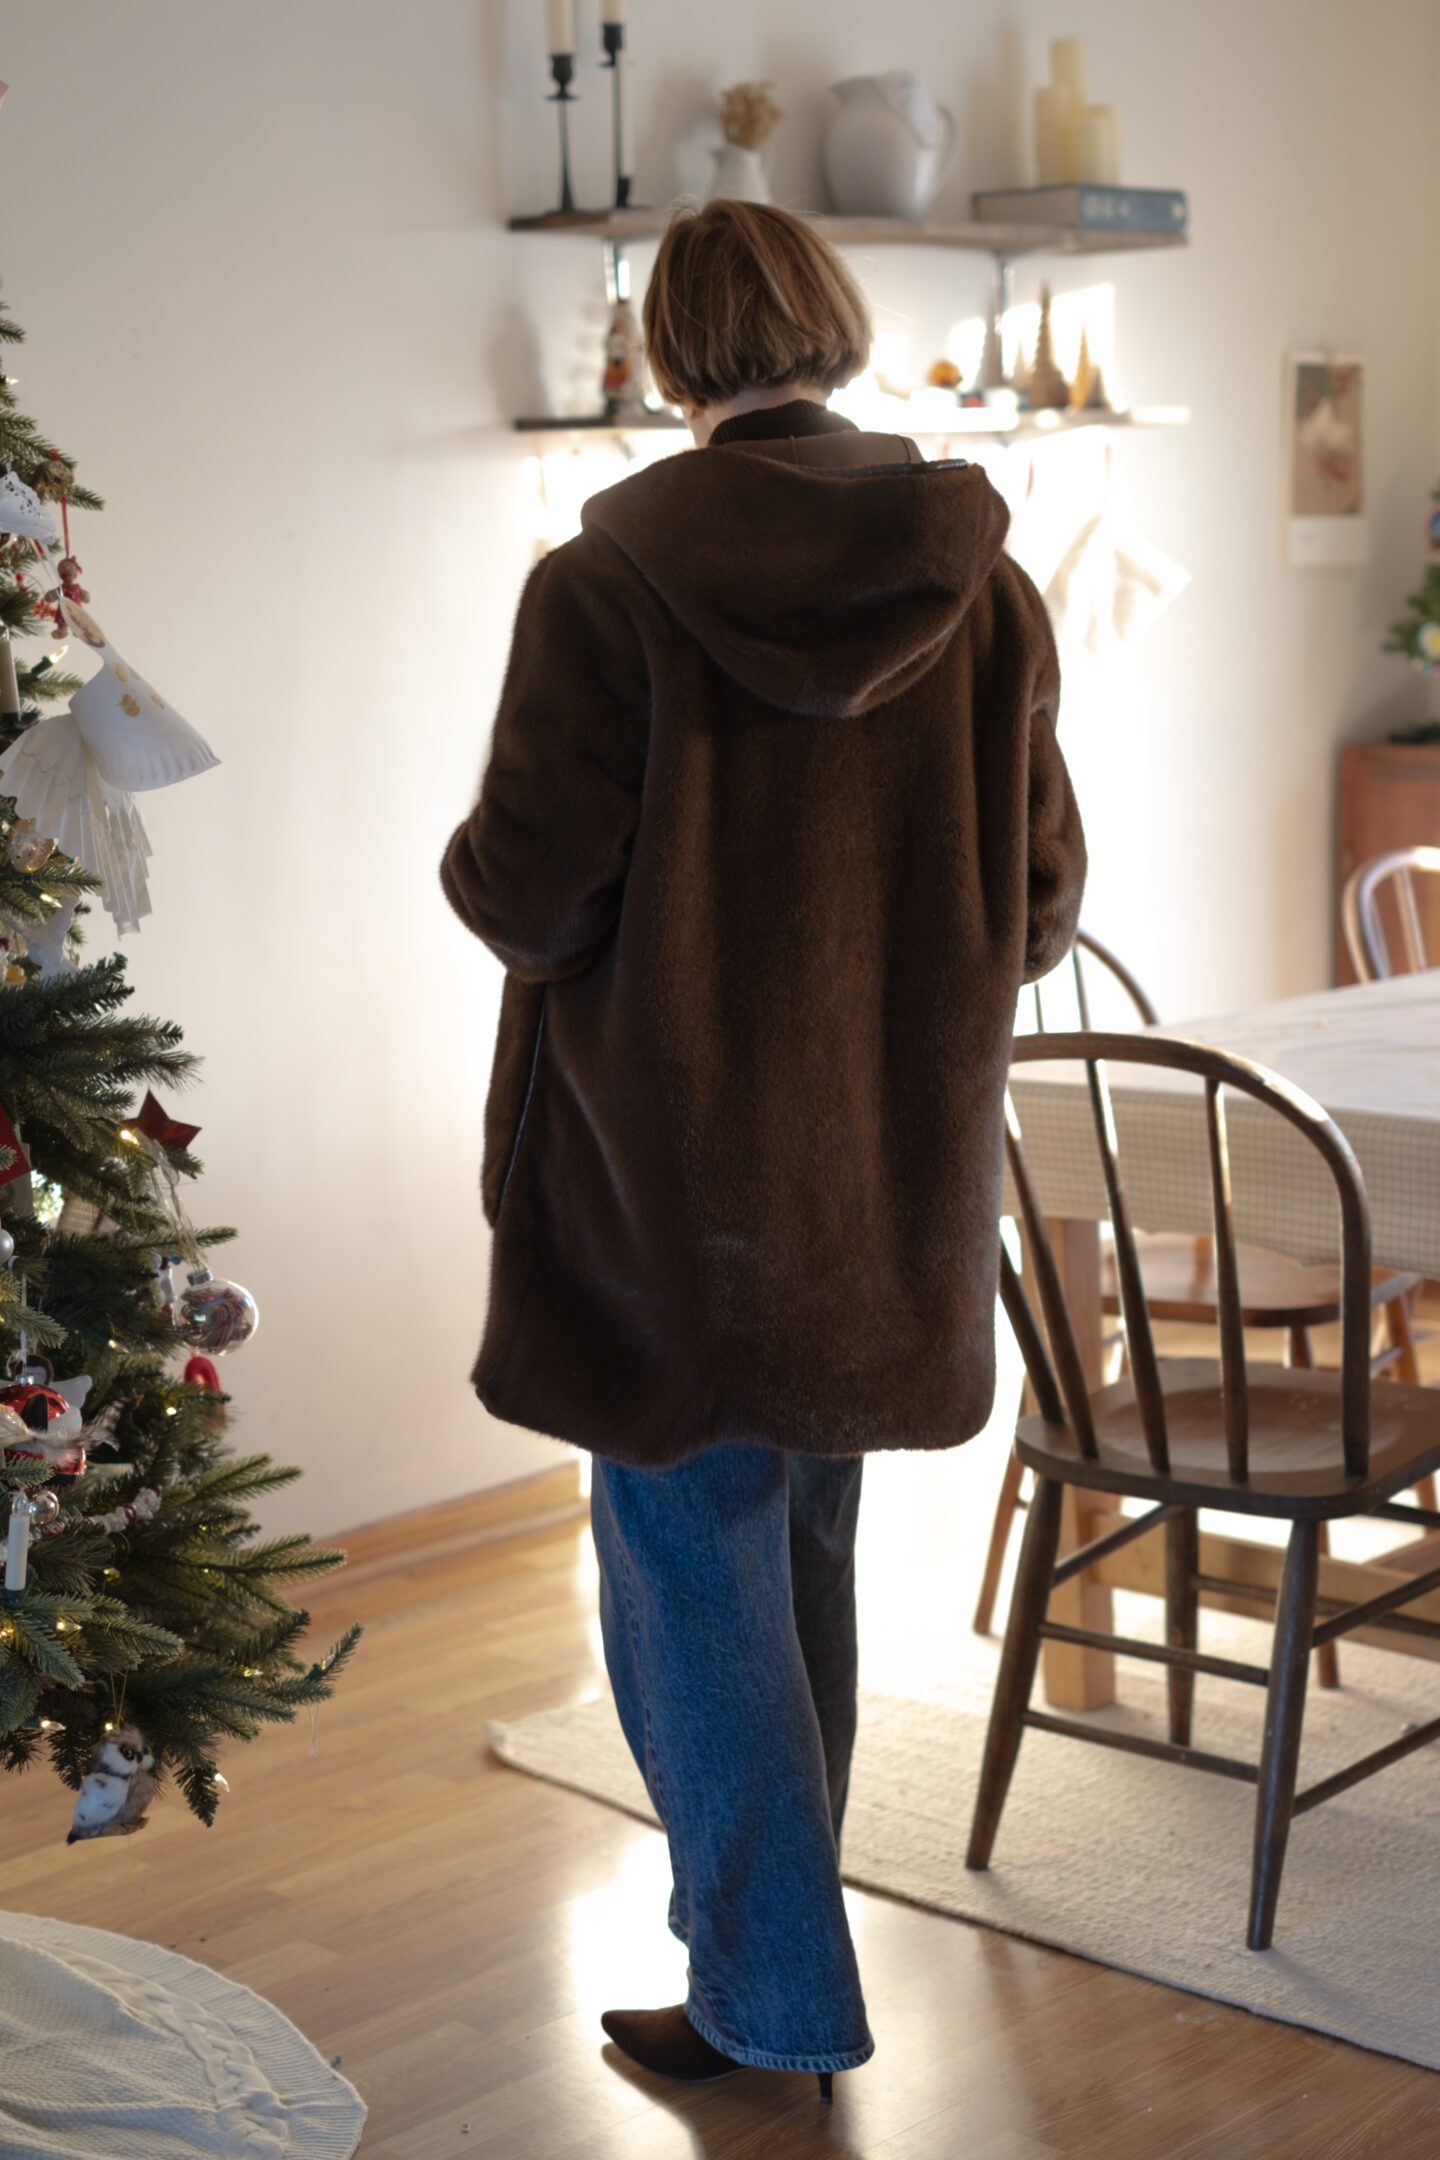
xmin=442 ymin=401 xmax=1085 ymax=1466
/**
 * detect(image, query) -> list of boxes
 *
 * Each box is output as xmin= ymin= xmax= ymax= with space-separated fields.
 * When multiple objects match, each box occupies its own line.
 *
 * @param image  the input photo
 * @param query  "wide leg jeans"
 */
xmin=590 ymin=1443 xmax=874 ymax=2073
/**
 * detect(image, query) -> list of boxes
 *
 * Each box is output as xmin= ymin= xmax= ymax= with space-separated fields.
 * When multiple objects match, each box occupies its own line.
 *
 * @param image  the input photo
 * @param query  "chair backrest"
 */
xmin=1341 ymin=846 xmax=1440 ymax=982
xmin=1026 ymin=928 xmax=1160 ymax=1036
xmin=1002 ymin=1030 xmax=1373 ymax=1484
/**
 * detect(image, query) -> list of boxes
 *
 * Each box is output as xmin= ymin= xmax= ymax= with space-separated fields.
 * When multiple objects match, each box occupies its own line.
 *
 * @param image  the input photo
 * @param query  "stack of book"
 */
xmin=973 ymin=185 xmax=1188 ymax=236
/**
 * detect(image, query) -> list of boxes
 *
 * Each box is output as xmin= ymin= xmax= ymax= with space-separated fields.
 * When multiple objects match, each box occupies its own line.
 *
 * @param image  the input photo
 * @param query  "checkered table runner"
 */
xmin=1005 ymin=970 xmax=1440 ymax=1277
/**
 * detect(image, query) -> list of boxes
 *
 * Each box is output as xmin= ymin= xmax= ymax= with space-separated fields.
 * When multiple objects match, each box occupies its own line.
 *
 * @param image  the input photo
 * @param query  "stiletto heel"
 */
xmin=818 ymin=2071 xmax=834 ymax=2103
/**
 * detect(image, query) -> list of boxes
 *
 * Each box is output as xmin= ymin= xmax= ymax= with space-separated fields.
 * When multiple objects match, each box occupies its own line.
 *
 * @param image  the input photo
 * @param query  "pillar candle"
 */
xmin=1072 ymin=104 xmax=1120 ymax=186
xmin=1034 ymin=85 xmax=1072 ymax=186
xmin=1050 ymin=38 xmax=1086 ymax=107
xmin=546 ymin=0 xmax=576 ymax=54
xmin=617 ymin=53 xmax=636 ymax=179
xmin=5 ymin=1492 xmax=29 ymax=1601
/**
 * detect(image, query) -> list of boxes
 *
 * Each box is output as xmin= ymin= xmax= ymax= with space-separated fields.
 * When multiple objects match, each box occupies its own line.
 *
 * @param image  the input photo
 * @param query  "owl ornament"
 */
xmin=67 ymin=1724 xmax=158 ymax=1843
xmin=0 ymin=596 xmax=218 ymax=935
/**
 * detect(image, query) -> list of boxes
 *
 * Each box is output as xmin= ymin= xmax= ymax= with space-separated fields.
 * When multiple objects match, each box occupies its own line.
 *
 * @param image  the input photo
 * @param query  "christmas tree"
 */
xmin=1383 ymin=483 xmax=1440 ymax=674
xmin=0 ymin=295 xmax=358 ymax=1835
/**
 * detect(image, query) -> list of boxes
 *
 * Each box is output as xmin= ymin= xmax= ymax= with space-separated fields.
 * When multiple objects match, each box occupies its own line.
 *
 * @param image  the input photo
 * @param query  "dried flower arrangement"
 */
xmin=718 ymin=82 xmax=785 ymax=150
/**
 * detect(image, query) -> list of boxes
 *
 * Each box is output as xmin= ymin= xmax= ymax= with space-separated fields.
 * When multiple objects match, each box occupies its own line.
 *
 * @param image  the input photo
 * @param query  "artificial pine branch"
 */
xmin=0 ymin=291 xmax=358 ymax=1825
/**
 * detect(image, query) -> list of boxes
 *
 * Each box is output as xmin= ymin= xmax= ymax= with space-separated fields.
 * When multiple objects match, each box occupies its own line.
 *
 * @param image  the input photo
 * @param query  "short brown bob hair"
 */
xmin=643 ymin=200 xmax=872 ymax=412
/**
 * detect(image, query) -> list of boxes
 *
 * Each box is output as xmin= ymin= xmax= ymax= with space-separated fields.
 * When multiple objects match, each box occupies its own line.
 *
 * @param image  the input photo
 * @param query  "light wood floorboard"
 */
xmin=4 ymin=1411 xmax=1440 ymax=2155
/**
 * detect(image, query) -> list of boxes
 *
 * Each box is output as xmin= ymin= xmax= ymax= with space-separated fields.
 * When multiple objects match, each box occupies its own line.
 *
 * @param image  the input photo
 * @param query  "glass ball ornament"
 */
xmin=176 ymin=1267 xmax=259 ymax=1355
xmin=0 ymin=1227 xmax=14 ymax=1267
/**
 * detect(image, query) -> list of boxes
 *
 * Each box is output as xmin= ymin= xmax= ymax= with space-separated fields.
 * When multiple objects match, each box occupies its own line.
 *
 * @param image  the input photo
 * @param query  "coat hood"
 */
xmin=581 ymin=412 xmax=1012 ymax=718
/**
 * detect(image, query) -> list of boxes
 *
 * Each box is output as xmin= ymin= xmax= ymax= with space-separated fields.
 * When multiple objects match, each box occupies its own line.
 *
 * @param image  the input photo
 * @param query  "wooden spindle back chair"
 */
xmin=999 ymin=1032 xmax=1375 ymax=1489
xmin=973 ymin=937 xmax=1428 ymax=1646
xmin=1023 ymin=928 xmax=1159 ymax=1037
xmin=970 ymin=1030 xmax=1440 ymax=1950
xmin=1341 ymin=845 xmax=1440 ymax=982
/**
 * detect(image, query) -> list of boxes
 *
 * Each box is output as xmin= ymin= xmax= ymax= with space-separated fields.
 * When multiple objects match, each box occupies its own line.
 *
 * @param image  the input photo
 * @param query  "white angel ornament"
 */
xmin=0 ymin=469 xmax=59 ymax=545
xmin=0 ymin=597 xmax=218 ymax=934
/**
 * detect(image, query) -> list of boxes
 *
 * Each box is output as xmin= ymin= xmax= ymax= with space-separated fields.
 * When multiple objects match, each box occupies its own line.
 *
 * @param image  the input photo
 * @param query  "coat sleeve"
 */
xmin=1018 ymin=579 xmax=1086 ymax=985
xmin=441 ymin=537 xmax=650 ymax=983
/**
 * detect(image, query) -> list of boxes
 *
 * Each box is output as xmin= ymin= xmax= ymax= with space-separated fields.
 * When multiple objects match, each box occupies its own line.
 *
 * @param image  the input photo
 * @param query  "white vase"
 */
xmin=709 ymin=145 xmax=771 ymax=204
xmin=823 ymin=72 xmax=956 ymax=220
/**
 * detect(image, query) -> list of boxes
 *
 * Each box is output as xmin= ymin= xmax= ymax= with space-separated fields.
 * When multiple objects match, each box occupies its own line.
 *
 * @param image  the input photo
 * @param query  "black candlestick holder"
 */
xmin=600 ymin=23 xmax=631 ymax=210
xmin=547 ymin=51 xmax=578 ymax=214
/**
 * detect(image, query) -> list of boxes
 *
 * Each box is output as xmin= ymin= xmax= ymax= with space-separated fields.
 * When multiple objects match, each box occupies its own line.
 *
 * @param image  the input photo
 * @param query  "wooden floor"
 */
xmin=4 ymin=1440 xmax=1440 ymax=2158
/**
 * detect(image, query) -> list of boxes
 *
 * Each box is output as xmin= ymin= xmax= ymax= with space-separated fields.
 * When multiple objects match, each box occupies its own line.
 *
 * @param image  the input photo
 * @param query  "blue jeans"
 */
xmin=591 ymin=1444 xmax=874 ymax=2074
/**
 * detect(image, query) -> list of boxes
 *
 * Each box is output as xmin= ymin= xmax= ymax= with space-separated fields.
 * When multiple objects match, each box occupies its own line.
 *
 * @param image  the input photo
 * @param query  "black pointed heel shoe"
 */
xmin=600 ymin=2004 xmax=837 ymax=2101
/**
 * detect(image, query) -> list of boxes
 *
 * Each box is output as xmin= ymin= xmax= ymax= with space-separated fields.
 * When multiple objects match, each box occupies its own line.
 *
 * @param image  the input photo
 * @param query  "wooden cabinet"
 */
xmin=1336 ymin=741 xmax=1440 ymax=983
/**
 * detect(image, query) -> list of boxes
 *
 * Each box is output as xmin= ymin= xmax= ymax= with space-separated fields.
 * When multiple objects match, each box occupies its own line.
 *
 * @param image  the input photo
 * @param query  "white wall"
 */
xmin=0 ymin=0 xmax=1433 ymax=1533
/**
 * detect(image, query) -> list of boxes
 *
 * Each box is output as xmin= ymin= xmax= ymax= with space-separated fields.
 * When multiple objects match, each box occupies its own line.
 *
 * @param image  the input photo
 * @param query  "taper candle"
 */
xmin=546 ymin=0 xmax=576 ymax=53
xmin=5 ymin=1490 xmax=29 ymax=1602
xmin=0 ymin=638 xmax=18 ymax=721
xmin=602 ymin=0 xmax=627 ymax=19
xmin=617 ymin=53 xmax=636 ymax=183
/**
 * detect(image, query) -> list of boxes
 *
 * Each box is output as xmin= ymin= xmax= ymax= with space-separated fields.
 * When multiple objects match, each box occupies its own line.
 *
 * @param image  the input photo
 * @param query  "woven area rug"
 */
xmin=489 ymin=1630 xmax=1440 ymax=2074
xmin=0 ymin=1911 xmax=365 ymax=2160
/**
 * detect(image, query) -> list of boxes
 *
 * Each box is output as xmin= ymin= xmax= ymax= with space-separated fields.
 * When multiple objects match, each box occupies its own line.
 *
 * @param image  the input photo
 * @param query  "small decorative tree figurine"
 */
xmin=1382 ymin=485 xmax=1440 ymax=738
xmin=711 ymin=82 xmax=784 ymax=204
xmin=1023 ymin=282 xmax=1070 ymax=411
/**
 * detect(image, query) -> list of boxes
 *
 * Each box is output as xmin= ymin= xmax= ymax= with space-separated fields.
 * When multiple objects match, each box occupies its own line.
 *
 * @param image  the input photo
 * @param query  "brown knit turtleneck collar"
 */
xmin=708 ymin=400 xmax=857 ymax=448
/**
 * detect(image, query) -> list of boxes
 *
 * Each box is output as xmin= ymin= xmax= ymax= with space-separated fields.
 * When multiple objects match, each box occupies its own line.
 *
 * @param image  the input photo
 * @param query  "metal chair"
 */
xmin=967 ymin=1030 xmax=1440 ymax=1950
xmin=1341 ymin=845 xmax=1440 ymax=981
xmin=972 ymin=935 xmax=1428 ymax=1646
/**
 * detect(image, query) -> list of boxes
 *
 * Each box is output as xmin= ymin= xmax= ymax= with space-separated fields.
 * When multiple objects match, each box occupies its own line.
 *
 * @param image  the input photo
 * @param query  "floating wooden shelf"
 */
xmin=508 ymin=208 xmax=1188 ymax=258
xmin=513 ymin=405 xmax=1191 ymax=450
xmin=514 ymin=411 xmax=682 ymax=434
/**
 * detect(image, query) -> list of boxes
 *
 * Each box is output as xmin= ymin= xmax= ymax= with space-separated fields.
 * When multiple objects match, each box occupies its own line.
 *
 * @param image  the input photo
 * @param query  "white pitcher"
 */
xmin=823 ymin=72 xmax=956 ymax=220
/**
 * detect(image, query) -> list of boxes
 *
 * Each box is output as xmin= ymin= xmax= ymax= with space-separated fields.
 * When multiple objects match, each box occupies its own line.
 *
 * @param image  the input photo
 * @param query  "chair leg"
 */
xmin=1248 ymin=1518 xmax=1320 ymax=1952
xmin=973 ymin=1451 xmax=1026 ymax=1637
xmin=967 ymin=1475 xmax=1065 ymax=1872
xmin=1384 ymin=1294 xmax=1436 ymax=1504
xmin=1385 ymin=1293 xmax=1421 ymax=1386
xmin=1286 ymin=1329 xmax=1338 ymax=1675
xmin=1313 ymin=1523 xmax=1339 ymax=1690
xmin=1165 ymin=1511 xmax=1200 ymax=1746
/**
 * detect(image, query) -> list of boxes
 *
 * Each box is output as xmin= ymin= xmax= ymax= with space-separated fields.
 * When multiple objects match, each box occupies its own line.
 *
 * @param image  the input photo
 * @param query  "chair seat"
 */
xmin=1101 ymin=1234 xmax=1421 ymax=1330
xmin=1016 ymin=1357 xmax=1440 ymax=1520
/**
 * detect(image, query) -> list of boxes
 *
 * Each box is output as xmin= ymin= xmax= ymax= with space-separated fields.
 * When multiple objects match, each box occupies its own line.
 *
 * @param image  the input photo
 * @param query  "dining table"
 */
xmin=1004 ymin=967 xmax=1440 ymax=1710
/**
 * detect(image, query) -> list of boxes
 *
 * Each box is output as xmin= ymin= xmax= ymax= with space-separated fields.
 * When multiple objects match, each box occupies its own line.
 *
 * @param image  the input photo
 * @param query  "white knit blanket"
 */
xmin=0 ymin=1913 xmax=364 ymax=2160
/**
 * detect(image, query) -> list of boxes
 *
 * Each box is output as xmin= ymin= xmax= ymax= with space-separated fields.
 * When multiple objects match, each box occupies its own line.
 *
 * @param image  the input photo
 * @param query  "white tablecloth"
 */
xmin=1005 ymin=970 xmax=1440 ymax=1277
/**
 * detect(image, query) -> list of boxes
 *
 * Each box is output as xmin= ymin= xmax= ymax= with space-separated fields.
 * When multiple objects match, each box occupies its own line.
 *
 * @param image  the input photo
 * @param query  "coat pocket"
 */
xmin=482 ymin=977 xmax=547 ymax=1226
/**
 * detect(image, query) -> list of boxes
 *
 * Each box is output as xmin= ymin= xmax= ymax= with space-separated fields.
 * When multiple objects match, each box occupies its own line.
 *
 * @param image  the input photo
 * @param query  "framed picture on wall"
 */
xmin=1285 ymin=352 xmax=1369 ymax=566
